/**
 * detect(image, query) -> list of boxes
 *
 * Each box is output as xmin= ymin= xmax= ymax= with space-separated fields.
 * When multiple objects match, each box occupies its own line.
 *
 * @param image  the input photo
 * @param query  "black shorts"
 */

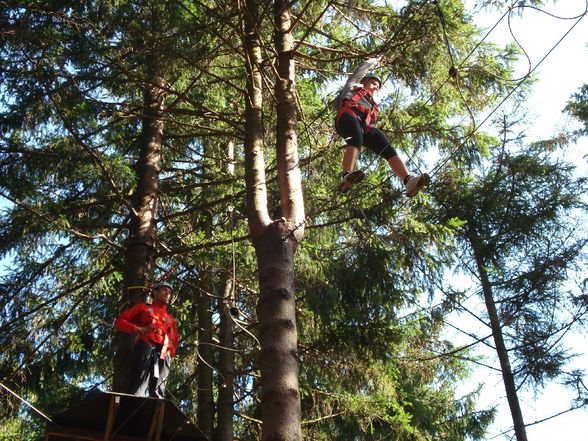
xmin=335 ymin=112 xmax=397 ymax=160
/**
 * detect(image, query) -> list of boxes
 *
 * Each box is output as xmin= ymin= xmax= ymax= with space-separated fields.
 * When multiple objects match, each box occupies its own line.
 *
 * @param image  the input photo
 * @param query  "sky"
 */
xmin=451 ymin=1 xmax=588 ymax=440
xmin=1 ymin=1 xmax=586 ymax=439
xmin=472 ymin=0 xmax=588 ymax=141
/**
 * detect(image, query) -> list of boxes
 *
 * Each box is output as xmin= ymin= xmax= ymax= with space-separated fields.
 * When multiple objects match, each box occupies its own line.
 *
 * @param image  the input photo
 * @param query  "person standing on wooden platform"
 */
xmin=114 ymin=282 xmax=179 ymax=398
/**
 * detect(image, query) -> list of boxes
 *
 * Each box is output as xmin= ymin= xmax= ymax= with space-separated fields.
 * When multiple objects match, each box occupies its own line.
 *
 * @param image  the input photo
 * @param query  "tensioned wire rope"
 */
xmin=288 ymin=0 xmax=588 ymax=238
xmin=0 ymin=271 xmax=218 ymax=440
xmin=375 ymin=0 xmax=587 ymax=178
xmin=289 ymin=0 xmax=588 ymax=366
xmin=2 ymin=0 xmax=582 ymax=359
xmin=3 ymin=0 xmax=588 ymax=434
xmin=283 ymin=0 xmax=437 ymax=238
xmin=0 ymin=3 xmax=251 ymax=436
xmin=286 ymin=0 xmax=483 ymax=236
xmin=285 ymin=1 xmax=478 ymax=236
xmin=322 ymin=1 xmax=588 ymax=305
xmin=326 ymin=4 xmax=588 ymax=434
xmin=0 ymin=71 xmax=257 ymax=437
xmin=426 ymin=0 xmax=588 ymax=182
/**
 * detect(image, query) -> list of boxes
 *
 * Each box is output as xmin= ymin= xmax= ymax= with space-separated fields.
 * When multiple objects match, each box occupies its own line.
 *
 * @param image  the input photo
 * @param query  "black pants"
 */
xmin=336 ymin=112 xmax=397 ymax=160
xmin=127 ymin=340 xmax=171 ymax=398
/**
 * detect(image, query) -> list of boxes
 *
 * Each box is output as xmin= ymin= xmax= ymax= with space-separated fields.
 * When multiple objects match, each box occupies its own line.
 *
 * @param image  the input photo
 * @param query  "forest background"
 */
xmin=1 ymin=0 xmax=587 ymax=440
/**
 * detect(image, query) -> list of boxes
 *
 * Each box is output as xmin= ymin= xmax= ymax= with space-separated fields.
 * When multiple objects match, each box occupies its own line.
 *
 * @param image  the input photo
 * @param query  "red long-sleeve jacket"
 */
xmin=114 ymin=300 xmax=179 ymax=358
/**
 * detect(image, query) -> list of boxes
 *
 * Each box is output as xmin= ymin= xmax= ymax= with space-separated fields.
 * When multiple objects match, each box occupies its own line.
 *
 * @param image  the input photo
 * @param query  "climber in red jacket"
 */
xmin=114 ymin=282 xmax=179 ymax=398
xmin=334 ymin=57 xmax=429 ymax=196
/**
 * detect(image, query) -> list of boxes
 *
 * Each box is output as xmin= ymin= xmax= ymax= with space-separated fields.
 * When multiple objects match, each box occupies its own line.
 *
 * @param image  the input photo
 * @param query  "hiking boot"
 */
xmin=404 ymin=173 xmax=430 ymax=197
xmin=338 ymin=170 xmax=365 ymax=193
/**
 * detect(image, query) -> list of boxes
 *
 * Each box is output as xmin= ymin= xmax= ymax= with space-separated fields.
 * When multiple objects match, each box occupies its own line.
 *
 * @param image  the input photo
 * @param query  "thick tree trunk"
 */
xmin=113 ymin=71 xmax=166 ymax=392
xmin=274 ymin=0 xmax=304 ymax=232
xmin=255 ymin=223 xmax=301 ymax=440
xmin=471 ymin=233 xmax=528 ymax=441
xmin=242 ymin=0 xmax=303 ymax=439
xmin=242 ymin=0 xmax=272 ymax=240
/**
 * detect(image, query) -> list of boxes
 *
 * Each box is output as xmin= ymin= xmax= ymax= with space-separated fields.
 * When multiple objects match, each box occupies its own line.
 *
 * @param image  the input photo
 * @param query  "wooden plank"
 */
xmin=44 ymin=391 xmax=209 ymax=441
xmin=147 ymin=400 xmax=165 ymax=441
xmin=154 ymin=401 xmax=165 ymax=441
xmin=45 ymin=424 xmax=143 ymax=441
xmin=103 ymin=394 xmax=120 ymax=441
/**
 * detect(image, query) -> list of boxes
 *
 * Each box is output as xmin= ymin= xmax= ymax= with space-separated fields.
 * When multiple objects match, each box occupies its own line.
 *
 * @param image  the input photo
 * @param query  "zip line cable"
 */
xmin=287 ymin=0 xmax=437 ymax=234
xmin=2 ymin=2 xmax=588 ymax=433
xmin=435 ymin=0 xmax=456 ymax=68
xmin=0 ymin=382 xmax=55 ymax=424
xmin=290 ymin=0 xmax=480 ymax=235
xmin=0 ymin=381 xmax=116 ymax=441
xmin=302 ymin=0 xmax=588 ymax=235
xmin=292 ymin=1 xmax=470 ymax=231
xmin=2 ymin=0 xmax=584 ymax=336
xmin=427 ymin=1 xmax=588 ymax=181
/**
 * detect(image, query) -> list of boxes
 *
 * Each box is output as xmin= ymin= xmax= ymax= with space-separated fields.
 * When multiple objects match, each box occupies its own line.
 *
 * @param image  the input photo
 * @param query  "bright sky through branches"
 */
xmin=457 ymin=1 xmax=588 ymax=440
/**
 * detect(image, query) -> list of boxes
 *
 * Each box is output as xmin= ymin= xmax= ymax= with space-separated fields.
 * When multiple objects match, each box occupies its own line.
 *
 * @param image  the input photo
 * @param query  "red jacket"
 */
xmin=114 ymin=300 xmax=179 ymax=358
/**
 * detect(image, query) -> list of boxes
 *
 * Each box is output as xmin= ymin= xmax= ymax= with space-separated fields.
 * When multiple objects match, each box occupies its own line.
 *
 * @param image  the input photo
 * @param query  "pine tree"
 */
xmin=430 ymin=115 xmax=588 ymax=440
xmin=566 ymin=84 xmax=588 ymax=136
xmin=0 ymin=1 xmax=547 ymax=440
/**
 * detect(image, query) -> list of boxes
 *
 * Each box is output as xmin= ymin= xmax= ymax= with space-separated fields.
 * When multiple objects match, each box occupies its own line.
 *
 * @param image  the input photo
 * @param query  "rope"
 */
xmin=435 ymin=0 xmax=457 ymax=68
xmin=0 ymin=382 xmax=55 ymax=424
xmin=284 ymin=0 xmax=588 ymax=244
xmin=427 ymin=0 xmax=588 ymax=180
xmin=2 ymin=6 xmax=587 ymax=435
xmin=152 ymin=265 xmax=176 ymax=289
xmin=356 ymin=0 xmax=433 ymax=175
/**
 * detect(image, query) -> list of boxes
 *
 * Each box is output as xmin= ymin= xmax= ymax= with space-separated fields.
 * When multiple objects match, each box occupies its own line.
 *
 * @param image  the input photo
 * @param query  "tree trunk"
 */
xmin=197 ymin=139 xmax=217 ymax=437
xmin=255 ymin=223 xmax=301 ymax=440
xmin=216 ymin=141 xmax=236 ymax=441
xmin=470 ymin=232 xmax=528 ymax=441
xmin=242 ymin=0 xmax=272 ymax=240
xmin=197 ymin=274 xmax=214 ymax=438
xmin=113 ymin=69 xmax=166 ymax=392
xmin=273 ymin=0 xmax=304 ymax=231
xmin=216 ymin=277 xmax=236 ymax=441
xmin=241 ymin=0 xmax=304 ymax=439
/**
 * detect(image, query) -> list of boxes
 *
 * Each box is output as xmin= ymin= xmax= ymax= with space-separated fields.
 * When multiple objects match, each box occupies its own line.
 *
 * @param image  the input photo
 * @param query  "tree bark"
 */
xmin=197 ymin=138 xmax=217 ymax=437
xmin=113 ymin=66 xmax=166 ymax=392
xmin=113 ymin=72 xmax=164 ymax=392
xmin=197 ymin=274 xmax=214 ymax=438
xmin=242 ymin=0 xmax=304 ymax=439
xmin=255 ymin=223 xmax=301 ymax=441
xmin=242 ymin=0 xmax=272 ymax=241
xmin=470 ymin=232 xmax=528 ymax=441
xmin=216 ymin=277 xmax=236 ymax=441
xmin=274 ymin=0 xmax=304 ymax=234
xmin=216 ymin=141 xmax=236 ymax=441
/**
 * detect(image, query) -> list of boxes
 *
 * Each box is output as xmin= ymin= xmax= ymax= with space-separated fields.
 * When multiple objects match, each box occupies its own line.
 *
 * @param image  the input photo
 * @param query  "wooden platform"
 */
xmin=44 ymin=391 xmax=208 ymax=441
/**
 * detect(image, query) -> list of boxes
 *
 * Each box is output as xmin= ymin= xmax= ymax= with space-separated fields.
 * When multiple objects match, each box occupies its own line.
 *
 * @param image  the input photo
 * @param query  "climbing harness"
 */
xmin=336 ymin=88 xmax=380 ymax=132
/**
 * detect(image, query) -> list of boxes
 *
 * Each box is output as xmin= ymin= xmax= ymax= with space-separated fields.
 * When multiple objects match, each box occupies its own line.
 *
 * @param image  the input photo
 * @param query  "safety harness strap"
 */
xmin=336 ymin=88 xmax=379 ymax=131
